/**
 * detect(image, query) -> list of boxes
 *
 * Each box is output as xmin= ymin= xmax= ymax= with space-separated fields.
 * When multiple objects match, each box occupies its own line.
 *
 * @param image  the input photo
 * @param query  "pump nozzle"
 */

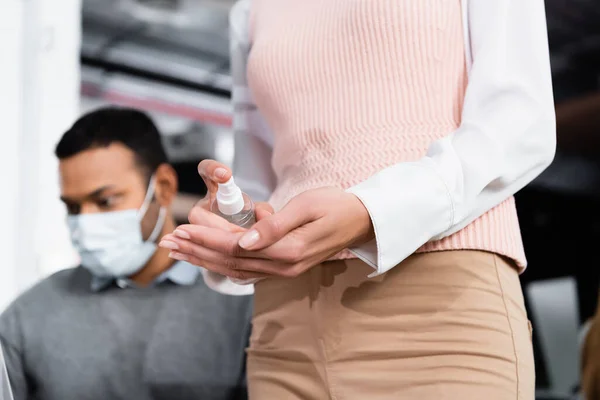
xmin=216 ymin=177 xmax=245 ymax=215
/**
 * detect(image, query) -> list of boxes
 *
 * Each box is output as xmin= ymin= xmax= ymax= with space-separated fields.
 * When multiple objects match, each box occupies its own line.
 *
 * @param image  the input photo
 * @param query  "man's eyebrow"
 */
xmin=60 ymin=185 xmax=117 ymax=203
xmin=88 ymin=185 xmax=117 ymax=198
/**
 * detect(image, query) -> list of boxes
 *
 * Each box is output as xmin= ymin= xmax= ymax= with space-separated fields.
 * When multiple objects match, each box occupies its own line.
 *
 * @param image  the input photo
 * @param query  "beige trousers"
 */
xmin=247 ymin=251 xmax=534 ymax=399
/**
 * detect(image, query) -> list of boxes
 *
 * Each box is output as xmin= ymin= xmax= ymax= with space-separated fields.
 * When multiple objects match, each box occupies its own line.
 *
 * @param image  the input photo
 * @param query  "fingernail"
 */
xmin=239 ymin=230 xmax=260 ymax=249
xmin=169 ymin=251 xmax=188 ymax=261
xmin=214 ymin=168 xmax=227 ymax=179
xmin=159 ymin=240 xmax=179 ymax=250
xmin=173 ymin=229 xmax=190 ymax=240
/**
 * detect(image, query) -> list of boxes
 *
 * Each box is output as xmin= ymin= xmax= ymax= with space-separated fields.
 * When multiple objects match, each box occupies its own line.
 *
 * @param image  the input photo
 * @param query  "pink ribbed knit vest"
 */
xmin=246 ymin=0 xmax=527 ymax=268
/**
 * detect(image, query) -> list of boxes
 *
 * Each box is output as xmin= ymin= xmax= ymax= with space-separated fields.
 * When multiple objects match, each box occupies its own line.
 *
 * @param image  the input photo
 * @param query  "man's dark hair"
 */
xmin=55 ymin=107 xmax=168 ymax=177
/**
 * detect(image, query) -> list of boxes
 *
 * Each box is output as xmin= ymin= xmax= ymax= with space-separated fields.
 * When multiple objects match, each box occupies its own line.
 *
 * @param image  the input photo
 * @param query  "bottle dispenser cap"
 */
xmin=216 ymin=177 xmax=245 ymax=215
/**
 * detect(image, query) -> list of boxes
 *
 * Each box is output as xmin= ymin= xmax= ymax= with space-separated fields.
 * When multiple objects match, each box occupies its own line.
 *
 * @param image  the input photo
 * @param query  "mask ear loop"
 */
xmin=138 ymin=175 xmax=168 ymax=243
xmin=138 ymin=175 xmax=157 ymax=218
xmin=148 ymin=207 xmax=167 ymax=243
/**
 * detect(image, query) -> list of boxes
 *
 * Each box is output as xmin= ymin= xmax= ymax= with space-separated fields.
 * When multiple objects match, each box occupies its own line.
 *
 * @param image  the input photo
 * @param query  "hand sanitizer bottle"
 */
xmin=211 ymin=177 xmax=259 ymax=285
xmin=211 ymin=177 xmax=256 ymax=229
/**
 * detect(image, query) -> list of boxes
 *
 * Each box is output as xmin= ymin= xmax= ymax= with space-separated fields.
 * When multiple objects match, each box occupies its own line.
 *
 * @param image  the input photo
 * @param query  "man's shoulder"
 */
xmin=0 ymin=267 xmax=91 ymax=350
xmin=1 ymin=267 xmax=90 ymax=318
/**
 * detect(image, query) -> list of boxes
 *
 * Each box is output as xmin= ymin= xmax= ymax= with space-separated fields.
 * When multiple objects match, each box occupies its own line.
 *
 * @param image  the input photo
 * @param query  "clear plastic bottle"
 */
xmin=210 ymin=177 xmax=256 ymax=228
xmin=211 ymin=177 xmax=259 ymax=285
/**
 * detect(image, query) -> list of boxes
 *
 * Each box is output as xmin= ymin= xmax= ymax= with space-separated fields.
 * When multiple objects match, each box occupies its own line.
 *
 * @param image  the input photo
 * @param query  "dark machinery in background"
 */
xmin=518 ymin=2 xmax=600 ymax=398
xmin=80 ymin=0 xmax=235 ymax=200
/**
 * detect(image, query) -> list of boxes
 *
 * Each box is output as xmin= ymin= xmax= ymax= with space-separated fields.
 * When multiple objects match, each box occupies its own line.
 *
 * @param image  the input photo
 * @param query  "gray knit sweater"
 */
xmin=0 ymin=266 xmax=252 ymax=400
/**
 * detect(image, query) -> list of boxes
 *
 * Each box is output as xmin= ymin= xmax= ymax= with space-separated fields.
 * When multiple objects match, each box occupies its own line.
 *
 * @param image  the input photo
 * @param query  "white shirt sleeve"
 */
xmin=201 ymin=0 xmax=273 ymax=295
xmin=347 ymin=0 xmax=556 ymax=274
xmin=229 ymin=0 xmax=276 ymax=202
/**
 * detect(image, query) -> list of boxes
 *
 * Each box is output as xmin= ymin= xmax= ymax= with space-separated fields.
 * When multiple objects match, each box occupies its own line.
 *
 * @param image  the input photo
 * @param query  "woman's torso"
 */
xmin=247 ymin=0 xmax=467 ymax=208
xmin=246 ymin=0 xmax=526 ymax=267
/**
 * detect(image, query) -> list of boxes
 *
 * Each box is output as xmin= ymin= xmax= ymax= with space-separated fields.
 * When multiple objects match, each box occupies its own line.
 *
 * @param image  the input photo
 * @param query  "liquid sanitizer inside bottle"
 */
xmin=211 ymin=177 xmax=259 ymax=285
xmin=211 ymin=177 xmax=256 ymax=228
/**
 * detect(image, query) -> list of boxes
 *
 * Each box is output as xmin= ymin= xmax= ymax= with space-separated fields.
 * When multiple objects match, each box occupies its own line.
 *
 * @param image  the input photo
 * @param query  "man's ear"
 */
xmin=154 ymin=163 xmax=178 ymax=207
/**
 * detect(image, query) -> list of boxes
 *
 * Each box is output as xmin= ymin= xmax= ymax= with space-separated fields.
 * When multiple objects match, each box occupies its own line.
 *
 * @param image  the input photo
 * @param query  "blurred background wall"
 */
xmin=0 ymin=0 xmax=81 ymax=311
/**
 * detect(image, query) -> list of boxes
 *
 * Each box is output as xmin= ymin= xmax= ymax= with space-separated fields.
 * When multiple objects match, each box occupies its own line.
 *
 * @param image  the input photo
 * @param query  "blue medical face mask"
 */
xmin=67 ymin=177 xmax=167 ymax=278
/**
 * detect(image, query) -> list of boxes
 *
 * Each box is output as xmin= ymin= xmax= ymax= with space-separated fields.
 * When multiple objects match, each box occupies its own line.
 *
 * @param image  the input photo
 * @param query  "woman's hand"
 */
xmin=159 ymin=187 xmax=375 ymax=281
xmin=185 ymin=159 xmax=274 ymax=233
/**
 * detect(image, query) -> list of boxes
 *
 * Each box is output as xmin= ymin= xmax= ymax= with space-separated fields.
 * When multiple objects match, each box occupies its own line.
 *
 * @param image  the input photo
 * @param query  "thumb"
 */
xmin=239 ymin=198 xmax=313 ymax=250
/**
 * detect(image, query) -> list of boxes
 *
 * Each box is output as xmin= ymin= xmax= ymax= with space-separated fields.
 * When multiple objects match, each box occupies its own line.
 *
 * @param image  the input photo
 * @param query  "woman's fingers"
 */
xmin=246 ymin=222 xmax=328 ymax=264
xmin=185 ymin=201 xmax=273 ymax=238
xmin=197 ymin=160 xmax=232 ymax=196
xmin=187 ymin=205 xmax=246 ymax=232
xmin=255 ymin=202 xmax=274 ymax=221
xmin=161 ymin=228 xmax=295 ymax=276
xmin=161 ymin=224 xmax=275 ymax=261
xmin=237 ymin=196 xmax=314 ymax=251
xmin=168 ymin=251 xmax=267 ymax=281
xmin=164 ymin=225 xmax=266 ymax=259
xmin=165 ymin=225 xmax=244 ymax=256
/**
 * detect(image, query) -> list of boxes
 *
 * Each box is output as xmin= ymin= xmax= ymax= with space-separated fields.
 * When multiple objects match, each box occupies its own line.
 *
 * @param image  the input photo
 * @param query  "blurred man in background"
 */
xmin=0 ymin=107 xmax=251 ymax=400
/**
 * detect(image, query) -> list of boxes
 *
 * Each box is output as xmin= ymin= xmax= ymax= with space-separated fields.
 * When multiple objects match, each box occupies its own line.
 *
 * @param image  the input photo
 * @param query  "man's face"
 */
xmin=59 ymin=143 xmax=160 ymax=239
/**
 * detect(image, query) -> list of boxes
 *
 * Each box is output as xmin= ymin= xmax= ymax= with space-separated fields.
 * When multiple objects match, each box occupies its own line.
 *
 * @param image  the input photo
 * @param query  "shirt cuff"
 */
xmin=201 ymin=269 xmax=255 ymax=296
xmin=346 ymin=159 xmax=453 ymax=276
